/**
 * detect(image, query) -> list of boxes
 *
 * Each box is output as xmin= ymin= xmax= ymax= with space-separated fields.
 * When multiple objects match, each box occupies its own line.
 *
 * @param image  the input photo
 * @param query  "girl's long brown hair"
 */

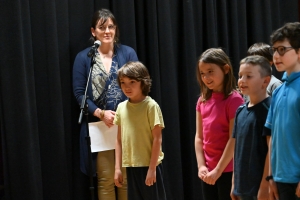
xmin=196 ymin=48 xmax=237 ymax=102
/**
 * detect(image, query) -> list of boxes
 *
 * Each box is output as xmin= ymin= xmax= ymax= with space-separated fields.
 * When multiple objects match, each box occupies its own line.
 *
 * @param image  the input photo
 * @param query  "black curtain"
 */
xmin=0 ymin=1 xmax=298 ymax=200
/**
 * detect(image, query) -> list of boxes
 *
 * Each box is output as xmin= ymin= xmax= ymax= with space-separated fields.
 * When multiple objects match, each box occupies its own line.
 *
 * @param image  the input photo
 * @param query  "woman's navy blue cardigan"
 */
xmin=73 ymin=44 xmax=138 ymax=175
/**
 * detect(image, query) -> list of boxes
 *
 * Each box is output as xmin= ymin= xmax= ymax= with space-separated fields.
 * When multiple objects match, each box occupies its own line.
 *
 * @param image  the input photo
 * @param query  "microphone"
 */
xmin=87 ymin=40 xmax=101 ymax=57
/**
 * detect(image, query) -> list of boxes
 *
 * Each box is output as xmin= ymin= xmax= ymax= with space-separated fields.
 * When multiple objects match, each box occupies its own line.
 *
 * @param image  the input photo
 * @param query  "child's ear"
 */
xmin=297 ymin=49 xmax=300 ymax=60
xmin=224 ymin=64 xmax=230 ymax=74
xmin=263 ymin=76 xmax=271 ymax=87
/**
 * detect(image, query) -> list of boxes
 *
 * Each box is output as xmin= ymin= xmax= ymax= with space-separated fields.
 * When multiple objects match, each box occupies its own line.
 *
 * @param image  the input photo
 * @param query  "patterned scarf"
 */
xmin=91 ymin=54 xmax=109 ymax=108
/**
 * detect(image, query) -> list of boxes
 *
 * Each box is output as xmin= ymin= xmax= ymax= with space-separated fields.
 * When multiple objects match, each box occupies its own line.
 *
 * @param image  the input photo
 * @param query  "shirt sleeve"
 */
xmin=195 ymin=97 xmax=201 ymax=112
xmin=262 ymin=126 xmax=271 ymax=136
xmin=73 ymin=50 xmax=99 ymax=114
xmin=232 ymin=106 xmax=244 ymax=138
xmin=113 ymin=104 xmax=121 ymax=126
xmin=148 ymin=102 xmax=165 ymax=130
xmin=264 ymin=104 xmax=273 ymax=130
xmin=228 ymin=92 xmax=244 ymax=120
xmin=128 ymin=48 xmax=139 ymax=61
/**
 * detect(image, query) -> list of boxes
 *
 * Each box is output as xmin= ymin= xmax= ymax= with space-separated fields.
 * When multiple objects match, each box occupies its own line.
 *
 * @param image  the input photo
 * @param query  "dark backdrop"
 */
xmin=0 ymin=1 xmax=299 ymax=200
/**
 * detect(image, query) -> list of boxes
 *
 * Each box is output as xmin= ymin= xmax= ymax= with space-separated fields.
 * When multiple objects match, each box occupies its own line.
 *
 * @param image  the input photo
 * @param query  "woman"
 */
xmin=73 ymin=8 xmax=138 ymax=200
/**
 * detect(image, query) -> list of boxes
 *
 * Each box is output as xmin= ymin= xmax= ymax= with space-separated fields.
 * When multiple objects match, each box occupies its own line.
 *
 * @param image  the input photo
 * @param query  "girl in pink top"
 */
xmin=195 ymin=48 xmax=244 ymax=200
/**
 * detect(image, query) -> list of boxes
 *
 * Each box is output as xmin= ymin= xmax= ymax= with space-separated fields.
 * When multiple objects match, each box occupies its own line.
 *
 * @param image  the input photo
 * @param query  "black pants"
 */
xmin=126 ymin=164 xmax=167 ymax=200
xmin=238 ymin=196 xmax=257 ymax=200
xmin=201 ymin=172 xmax=232 ymax=200
xmin=276 ymin=182 xmax=300 ymax=200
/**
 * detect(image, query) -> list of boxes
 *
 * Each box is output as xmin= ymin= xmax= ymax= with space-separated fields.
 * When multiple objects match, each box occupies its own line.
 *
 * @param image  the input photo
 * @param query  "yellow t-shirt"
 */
xmin=114 ymin=96 xmax=164 ymax=167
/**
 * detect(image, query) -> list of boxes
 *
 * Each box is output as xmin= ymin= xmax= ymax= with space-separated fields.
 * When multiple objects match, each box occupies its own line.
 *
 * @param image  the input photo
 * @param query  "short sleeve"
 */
xmin=262 ymin=126 xmax=271 ymax=136
xmin=227 ymin=92 xmax=244 ymax=120
xmin=232 ymin=119 xmax=237 ymax=138
xmin=148 ymin=103 xmax=164 ymax=130
xmin=196 ymin=97 xmax=202 ymax=112
xmin=232 ymin=105 xmax=244 ymax=138
xmin=264 ymin=105 xmax=273 ymax=130
xmin=113 ymin=105 xmax=121 ymax=126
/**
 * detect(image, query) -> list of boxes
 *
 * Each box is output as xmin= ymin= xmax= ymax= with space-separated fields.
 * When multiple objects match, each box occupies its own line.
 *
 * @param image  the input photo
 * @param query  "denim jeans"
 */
xmin=96 ymin=150 xmax=127 ymax=200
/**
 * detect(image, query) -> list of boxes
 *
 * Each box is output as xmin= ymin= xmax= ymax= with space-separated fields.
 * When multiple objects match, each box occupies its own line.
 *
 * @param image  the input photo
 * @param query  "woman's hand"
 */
xmin=102 ymin=110 xmax=116 ymax=127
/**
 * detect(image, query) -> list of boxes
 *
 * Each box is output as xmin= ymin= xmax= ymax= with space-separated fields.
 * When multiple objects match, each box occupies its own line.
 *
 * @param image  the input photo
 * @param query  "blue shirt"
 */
xmin=233 ymin=97 xmax=271 ymax=196
xmin=265 ymin=71 xmax=300 ymax=183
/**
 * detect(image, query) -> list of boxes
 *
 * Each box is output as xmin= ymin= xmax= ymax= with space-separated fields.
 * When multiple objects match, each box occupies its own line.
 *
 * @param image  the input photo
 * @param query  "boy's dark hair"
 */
xmin=240 ymin=55 xmax=272 ymax=78
xmin=247 ymin=43 xmax=273 ymax=62
xmin=117 ymin=61 xmax=152 ymax=96
xmin=270 ymin=22 xmax=300 ymax=52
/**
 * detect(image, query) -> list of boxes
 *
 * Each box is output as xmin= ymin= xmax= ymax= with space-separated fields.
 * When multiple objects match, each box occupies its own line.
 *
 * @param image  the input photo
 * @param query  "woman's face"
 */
xmin=91 ymin=18 xmax=116 ymax=45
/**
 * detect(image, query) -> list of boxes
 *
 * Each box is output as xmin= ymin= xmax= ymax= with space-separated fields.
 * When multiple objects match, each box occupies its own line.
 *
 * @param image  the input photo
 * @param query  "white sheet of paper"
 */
xmin=88 ymin=121 xmax=118 ymax=152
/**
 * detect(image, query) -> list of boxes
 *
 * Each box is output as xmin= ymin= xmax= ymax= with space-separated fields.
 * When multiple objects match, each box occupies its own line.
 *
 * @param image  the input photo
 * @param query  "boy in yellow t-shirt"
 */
xmin=114 ymin=61 xmax=166 ymax=200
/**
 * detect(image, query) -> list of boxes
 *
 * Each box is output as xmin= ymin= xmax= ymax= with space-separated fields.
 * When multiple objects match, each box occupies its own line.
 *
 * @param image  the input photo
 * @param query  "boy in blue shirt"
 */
xmin=265 ymin=22 xmax=300 ymax=200
xmin=231 ymin=55 xmax=272 ymax=200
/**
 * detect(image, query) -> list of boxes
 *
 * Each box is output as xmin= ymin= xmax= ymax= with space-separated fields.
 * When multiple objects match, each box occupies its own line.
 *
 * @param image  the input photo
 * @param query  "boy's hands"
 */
xmin=296 ymin=182 xmax=300 ymax=197
xmin=230 ymin=186 xmax=238 ymax=200
xmin=268 ymin=180 xmax=279 ymax=200
xmin=145 ymin=168 xmax=156 ymax=186
xmin=257 ymin=184 xmax=269 ymax=200
xmin=114 ymin=169 xmax=123 ymax=187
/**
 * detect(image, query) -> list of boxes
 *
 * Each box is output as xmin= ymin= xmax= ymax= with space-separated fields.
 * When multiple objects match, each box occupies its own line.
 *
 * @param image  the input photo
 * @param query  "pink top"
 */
xmin=196 ymin=91 xmax=244 ymax=172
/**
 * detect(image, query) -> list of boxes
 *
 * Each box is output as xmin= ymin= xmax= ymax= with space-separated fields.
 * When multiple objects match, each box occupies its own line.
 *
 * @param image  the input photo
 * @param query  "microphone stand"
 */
xmin=78 ymin=48 xmax=97 ymax=200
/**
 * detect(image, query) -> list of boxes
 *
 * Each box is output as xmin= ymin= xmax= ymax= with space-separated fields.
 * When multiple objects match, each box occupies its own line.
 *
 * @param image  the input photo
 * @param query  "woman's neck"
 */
xmin=99 ymin=43 xmax=114 ymax=54
xmin=98 ymin=43 xmax=114 ymax=59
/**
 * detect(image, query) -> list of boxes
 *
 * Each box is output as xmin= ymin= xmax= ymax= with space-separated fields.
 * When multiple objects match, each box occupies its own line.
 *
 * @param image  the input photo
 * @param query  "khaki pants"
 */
xmin=96 ymin=150 xmax=127 ymax=200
